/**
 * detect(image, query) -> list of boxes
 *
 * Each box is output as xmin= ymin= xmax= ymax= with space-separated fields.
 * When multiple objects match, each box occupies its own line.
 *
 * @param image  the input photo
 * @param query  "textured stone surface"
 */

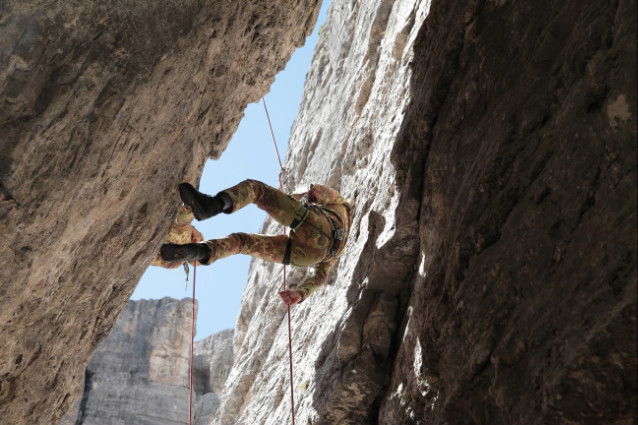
xmin=59 ymin=298 xmax=233 ymax=425
xmin=0 ymin=1 xmax=320 ymax=423
xmin=215 ymin=0 xmax=637 ymax=424
xmin=216 ymin=1 xmax=433 ymax=423
xmin=195 ymin=328 xmax=234 ymax=396
xmin=1 ymin=0 xmax=636 ymax=423
xmin=379 ymin=1 xmax=638 ymax=423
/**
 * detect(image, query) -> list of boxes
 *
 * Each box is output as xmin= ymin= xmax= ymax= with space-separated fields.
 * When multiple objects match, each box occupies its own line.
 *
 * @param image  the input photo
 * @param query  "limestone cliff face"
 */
xmin=216 ymin=1 xmax=431 ymax=423
xmin=194 ymin=328 xmax=234 ymax=397
xmin=2 ymin=0 xmax=636 ymax=424
xmin=60 ymin=298 xmax=233 ymax=425
xmin=216 ymin=0 xmax=637 ymax=424
xmin=0 ymin=1 xmax=320 ymax=423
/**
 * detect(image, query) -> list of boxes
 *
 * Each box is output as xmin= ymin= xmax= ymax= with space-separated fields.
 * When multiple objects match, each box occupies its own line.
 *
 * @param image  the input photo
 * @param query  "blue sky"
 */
xmin=131 ymin=2 xmax=330 ymax=341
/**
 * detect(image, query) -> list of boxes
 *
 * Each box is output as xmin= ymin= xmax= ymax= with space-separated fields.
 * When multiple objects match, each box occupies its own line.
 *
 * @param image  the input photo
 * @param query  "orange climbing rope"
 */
xmin=263 ymin=97 xmax=296 ymax=425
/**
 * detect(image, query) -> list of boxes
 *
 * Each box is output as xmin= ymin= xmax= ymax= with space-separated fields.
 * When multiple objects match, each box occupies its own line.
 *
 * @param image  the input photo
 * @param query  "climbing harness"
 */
xmin=289 ymin=204 xmax=310 ymax=230
xmin=290 ymin=203 xmax=346 ymax=260
xmin=282 ymin=238 xmax=293 ymax=266
xmin=315 ymin=205 xmax=346 ymax=258
xmin=263 ymin=97 xmax=296 ymax=425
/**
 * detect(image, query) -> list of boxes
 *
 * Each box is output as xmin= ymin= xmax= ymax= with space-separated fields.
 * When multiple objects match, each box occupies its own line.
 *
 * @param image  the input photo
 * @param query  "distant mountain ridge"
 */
xmin=60 ymin=298 xmax=233 ymax=425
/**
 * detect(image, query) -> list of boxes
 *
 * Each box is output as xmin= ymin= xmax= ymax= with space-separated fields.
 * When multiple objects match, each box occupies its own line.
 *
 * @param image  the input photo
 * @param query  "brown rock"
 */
xmin=380 ymin=0 xmax=637 ymax=424
xmin=0 ymin=1 xmax=320 ymax=424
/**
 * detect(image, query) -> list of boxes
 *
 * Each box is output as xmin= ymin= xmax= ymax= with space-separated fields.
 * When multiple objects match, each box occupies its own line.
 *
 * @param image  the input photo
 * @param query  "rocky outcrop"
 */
xmin=1 ymin=0 xmax=635 ymax=424
xmin=0 ymin=1 xmax=320 ymax=424
xmin=60 ymin=298 xmax=233 ymax=425
xmin=216 ymin=0 xmax=637 ymax=424
xmin=195 ymin=328 xmax=234 ymax=397
xmin=215 ymin=0 xmax=432 ymax=422
xmin=380 ymin=1 xmax=637 ymax=423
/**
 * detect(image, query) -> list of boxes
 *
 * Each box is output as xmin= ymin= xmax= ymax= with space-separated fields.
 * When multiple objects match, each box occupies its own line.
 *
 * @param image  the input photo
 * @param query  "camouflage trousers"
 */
xmin=204 ymin=179 xmax=332 ymax=267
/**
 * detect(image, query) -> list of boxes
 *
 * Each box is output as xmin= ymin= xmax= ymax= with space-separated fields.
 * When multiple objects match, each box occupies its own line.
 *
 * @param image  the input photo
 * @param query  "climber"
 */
xmin=157 ymin=179 xmax=351 ymax=306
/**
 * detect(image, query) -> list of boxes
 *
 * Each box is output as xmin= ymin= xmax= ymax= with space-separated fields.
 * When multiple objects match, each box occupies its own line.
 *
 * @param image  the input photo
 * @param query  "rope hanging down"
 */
xmin=188 ymin=264 xmax=197 ymax=425
xmin=262 ymin=97 xmax=296 ymax=425
xmin=183 ymin=99 xmax=294 ymax=425
xmin=263 ymin=98 xmax=292 ymax=194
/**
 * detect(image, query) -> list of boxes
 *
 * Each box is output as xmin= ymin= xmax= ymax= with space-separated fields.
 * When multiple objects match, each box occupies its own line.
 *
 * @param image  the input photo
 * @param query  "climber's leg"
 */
xmin=204 ymin=233 xmax=290 ymax=264
xmin=179 ymin=183 xmax=232 ymax=220
xmin=222 ymin=179 xmax=304 ymax=227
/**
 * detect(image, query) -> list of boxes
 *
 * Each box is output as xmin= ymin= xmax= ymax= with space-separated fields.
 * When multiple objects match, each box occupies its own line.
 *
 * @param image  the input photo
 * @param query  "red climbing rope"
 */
xmin=188 ymin=264 xmax=197 ymax=425
xmin=284 ymin=281 xmax=296 ymax=425
xmin=182 ymin=98 xmax=293 ymax=425
xmin=263 ymin=97 xmax=296 ymax=425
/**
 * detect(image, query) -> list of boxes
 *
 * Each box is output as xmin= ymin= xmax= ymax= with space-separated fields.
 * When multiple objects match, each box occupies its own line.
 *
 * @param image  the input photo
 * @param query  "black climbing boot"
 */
xmin=160 ymin=243 xmax=212 ymax=264
xmin=179 ymin=182 xmax=225 ymax=220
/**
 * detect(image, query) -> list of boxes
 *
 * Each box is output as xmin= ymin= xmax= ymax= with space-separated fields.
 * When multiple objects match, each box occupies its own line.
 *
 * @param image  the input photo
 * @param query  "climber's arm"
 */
xmin=297 ymin=257 xmax=338 ymax=301
xmin=278 ymin=258 xmax=337 ymax=305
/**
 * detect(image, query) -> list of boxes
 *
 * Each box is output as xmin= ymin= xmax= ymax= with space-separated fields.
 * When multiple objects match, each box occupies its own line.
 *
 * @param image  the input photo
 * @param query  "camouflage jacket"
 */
xmin=291 ymin=184 xmax=352 ymax=301
xmin=153 ymin=183 xmax=351 ymax=302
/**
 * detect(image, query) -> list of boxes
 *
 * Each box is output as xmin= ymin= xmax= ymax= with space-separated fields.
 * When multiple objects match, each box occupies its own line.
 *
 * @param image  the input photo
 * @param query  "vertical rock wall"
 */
xmin=0 ymin=1 xmax=320 ymax=423
xmin=194 ymin=329 xmax=235 ymax=397
xmin=60 ymin=298 xmax=233 ymax=425
xmin=216 ymin=0 xmax=637 ymax=424
xmin=381 ymin=0 xmax=637 ymax=423
xmin=216 ymin=0 xmax=432 ymax=423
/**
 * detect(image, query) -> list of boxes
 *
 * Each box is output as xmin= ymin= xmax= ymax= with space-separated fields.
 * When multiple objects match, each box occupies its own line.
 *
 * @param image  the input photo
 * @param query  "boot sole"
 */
xmin=161 ymin=244 xmax=195 ymax=262
xmin=160 ymin=243 xmax=211 ymax=263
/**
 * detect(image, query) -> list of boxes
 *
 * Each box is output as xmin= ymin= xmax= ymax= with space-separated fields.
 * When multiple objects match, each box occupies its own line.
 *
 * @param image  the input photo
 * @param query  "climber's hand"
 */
xmin=278 ymin=290 xmax=303 ymax=306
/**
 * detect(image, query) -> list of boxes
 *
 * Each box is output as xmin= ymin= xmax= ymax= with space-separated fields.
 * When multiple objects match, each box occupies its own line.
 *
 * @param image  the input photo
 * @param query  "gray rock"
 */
xmin=61 ymin=298 xmax=233 ymax=425
xmin=215 ymin=0 xmax=637 ymax=424
xmin=2 ymin=0 xmax=636 ymax=423
xmin=195 ymin=329 xmax=234 ymax=396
